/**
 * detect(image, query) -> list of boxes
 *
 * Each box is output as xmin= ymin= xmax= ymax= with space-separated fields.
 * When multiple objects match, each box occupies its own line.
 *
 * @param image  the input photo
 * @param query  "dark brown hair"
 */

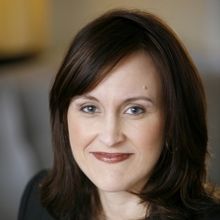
xmin=41 ymin=9 xmax=218 ymax=220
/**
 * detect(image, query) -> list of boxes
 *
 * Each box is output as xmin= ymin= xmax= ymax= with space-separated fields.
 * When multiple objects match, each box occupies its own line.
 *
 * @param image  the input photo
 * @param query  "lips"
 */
xmin=90 ymin=152 xmax=133 ymax=163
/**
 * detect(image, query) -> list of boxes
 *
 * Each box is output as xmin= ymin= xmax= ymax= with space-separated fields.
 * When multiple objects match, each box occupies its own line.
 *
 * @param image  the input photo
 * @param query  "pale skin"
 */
xmin=67 ymin=51 xmax=165 ymax=220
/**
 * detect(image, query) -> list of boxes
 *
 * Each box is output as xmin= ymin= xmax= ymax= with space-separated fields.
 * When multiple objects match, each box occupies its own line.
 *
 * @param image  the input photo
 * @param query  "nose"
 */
xmin=98 ymin=115 xmax=125 ymax=147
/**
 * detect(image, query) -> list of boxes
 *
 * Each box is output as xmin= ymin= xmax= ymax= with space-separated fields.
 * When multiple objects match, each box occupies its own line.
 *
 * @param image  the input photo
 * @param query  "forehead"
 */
xmin=82 ymin=51 xmax=162 ymax=102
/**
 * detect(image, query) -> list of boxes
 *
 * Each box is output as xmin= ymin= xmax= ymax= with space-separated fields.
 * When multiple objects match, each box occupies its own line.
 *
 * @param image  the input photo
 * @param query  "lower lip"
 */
xmin=91 ymin=152 xmax=133 ymax=163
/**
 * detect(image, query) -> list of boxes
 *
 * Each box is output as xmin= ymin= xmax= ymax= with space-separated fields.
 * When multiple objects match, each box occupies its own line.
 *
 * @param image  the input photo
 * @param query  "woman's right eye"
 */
xmin=80 ymin=105 xmax=98 ymax=114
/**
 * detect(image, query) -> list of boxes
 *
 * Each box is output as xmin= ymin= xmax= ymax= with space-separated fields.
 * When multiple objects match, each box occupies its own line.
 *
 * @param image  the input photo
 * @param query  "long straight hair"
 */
xmin=41 ymin=9 xmax=218 ymax=219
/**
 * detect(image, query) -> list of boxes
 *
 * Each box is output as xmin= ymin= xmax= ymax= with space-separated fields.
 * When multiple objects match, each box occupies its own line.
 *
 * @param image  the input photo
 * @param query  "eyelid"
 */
xmin=79 ymin=105 xmax=98 ymax=114
xmin=79 ymin=102 xmax=102 ymax=114
xmin=123 ymin=105 xmax=146 ymax=115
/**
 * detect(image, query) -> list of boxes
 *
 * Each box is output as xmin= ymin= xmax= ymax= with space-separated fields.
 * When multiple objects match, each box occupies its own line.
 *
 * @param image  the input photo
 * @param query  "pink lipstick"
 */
xmin=91 ymin=152 xmax=133 ymax=163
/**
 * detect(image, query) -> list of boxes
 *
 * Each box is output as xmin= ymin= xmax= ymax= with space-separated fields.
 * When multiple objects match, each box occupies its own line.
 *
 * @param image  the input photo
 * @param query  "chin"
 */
xmin=94 ymin=179 xmax=137 ymax=193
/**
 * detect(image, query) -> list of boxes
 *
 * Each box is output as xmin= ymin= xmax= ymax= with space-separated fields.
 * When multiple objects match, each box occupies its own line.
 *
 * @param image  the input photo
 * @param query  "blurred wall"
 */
xmin=51 ymin=0 xmax=220 ymax=73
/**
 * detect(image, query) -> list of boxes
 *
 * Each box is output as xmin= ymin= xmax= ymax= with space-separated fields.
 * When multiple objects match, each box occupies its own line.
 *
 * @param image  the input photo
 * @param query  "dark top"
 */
xmin=18 ymin=170 xmax=54 ymax=220
xmin=18 ymin=171 xmax=220 ymax=220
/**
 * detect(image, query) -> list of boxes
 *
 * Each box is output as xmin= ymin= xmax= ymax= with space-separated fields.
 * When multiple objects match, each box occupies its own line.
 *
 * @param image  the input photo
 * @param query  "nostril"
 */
xmin=98 ymin=115 xmax=125 ymax=147
xmin=98 ymin=129 xmax=125 ymax=147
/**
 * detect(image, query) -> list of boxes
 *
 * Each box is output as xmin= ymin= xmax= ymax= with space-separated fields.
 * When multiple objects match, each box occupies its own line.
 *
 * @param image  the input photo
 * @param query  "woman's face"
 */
xmin=67 ymin=51 xmax=164 ymax=193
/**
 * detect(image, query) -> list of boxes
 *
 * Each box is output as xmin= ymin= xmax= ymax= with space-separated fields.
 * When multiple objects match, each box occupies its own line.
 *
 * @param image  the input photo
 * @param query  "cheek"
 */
xmin=129 ymin=117 xmax=164 ymax=145
xmin=68 ymin=116 xmax=82 ymax=148
xmin=67 ymin=115 xmax=91 ymax=168
xmin=67 ymin=115 xmax=97 ymax=152
xmin=126 ymin=115 xmax=164 ymax=159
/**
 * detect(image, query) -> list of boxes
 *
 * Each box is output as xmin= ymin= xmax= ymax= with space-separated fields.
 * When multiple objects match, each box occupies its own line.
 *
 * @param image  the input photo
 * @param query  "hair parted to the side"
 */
xmin=40 ymin=9 xmax=219 ymax=220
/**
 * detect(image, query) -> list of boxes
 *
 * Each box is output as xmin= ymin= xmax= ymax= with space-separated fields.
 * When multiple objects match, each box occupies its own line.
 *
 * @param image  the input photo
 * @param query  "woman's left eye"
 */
xmin=125 ymin=106 xmax=145 ymax=115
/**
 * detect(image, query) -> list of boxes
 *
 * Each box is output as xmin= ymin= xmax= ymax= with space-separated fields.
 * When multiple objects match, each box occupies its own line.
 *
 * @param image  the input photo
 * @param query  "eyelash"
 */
xmin=80 ymin=105 xmax=99 ymax=114
xmin=79 ymin=104 xmax=145 ymax=116
xmin=124 ymin=106 xmax=145 ymax=115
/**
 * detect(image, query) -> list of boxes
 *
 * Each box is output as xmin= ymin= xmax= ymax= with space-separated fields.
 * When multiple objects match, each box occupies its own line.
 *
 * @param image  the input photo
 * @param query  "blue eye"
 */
xmin=125 ymin=106 xmax=145 ymax=115
xmin=80 ymin=105 xmax=98 ymax=113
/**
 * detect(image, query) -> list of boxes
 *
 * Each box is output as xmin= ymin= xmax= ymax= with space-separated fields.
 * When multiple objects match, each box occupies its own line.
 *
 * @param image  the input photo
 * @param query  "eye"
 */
xmin=125 ymin=106 xmax=145 ymax=115
xmin=80 ymin=105 xmax=98 ymax=114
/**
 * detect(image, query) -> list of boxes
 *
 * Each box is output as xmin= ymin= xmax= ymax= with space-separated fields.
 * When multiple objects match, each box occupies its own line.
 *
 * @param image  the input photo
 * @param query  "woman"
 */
xmin=18 ymin=9 xmax=220 ymax=220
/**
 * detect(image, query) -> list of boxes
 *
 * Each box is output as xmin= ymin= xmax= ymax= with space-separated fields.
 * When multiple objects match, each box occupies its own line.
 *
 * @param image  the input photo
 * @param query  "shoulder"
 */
xmin=18 ymin=170 xmax=54 ymax=220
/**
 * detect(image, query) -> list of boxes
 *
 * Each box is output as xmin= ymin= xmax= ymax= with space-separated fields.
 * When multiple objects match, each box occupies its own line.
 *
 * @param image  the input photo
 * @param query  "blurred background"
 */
xmin=0 ymin=0 xmax=219 ymax=219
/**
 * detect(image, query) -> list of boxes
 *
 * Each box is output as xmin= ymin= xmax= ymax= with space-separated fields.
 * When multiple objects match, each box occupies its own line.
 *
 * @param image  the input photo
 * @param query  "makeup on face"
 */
xmin=90 ymin=152 xmax=134 ymax=163
xmin=67 ymin=51 xmax=164 ymax=192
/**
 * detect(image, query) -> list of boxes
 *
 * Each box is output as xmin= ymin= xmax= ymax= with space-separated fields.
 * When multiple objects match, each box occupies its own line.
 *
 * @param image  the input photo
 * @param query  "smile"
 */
xmin=90 ymin=152 xmax=133 ymax=163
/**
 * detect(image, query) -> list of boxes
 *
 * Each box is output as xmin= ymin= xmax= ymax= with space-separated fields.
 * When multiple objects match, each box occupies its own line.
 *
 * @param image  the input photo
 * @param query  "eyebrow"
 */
xmin=73 ymin=95 xmax=153 ymax=104
xmin=72 ymin=95 xmax=99 ymax=102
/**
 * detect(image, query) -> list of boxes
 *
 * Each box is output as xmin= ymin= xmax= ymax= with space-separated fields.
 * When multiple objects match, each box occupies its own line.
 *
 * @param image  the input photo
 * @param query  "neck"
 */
xmin=98 ymin=190 xmax=148 ymax=220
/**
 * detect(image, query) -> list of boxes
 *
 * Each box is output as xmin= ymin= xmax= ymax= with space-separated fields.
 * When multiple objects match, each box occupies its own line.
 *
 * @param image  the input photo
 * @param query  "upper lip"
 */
xmin=90 ymin=152 xmax=134 ymax=163
xmin=90 ymin=152 xmax=133 ymax=155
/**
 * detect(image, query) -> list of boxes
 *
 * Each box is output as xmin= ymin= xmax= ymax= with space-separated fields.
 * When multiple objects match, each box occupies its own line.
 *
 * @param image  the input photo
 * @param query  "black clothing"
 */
xmin=18 ymin=171 xmax=54 ymax=220
xmin=18 ymin=171 xmax=220 ymax=220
